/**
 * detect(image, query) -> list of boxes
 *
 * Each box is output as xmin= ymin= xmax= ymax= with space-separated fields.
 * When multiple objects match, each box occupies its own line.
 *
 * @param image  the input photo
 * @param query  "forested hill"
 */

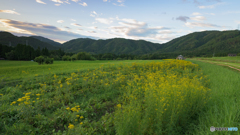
xmin=1 ymin=30 xmax=240 ymax=56
xmin=156 ymin=30 xmax=240 ymax=55
xmin=0 ymin=32 xmax=59 ymax=50
xmin=30 ymin=36 xmax=62 ymax=47
xmin=62 ymin=38 xmax=162 ymax=55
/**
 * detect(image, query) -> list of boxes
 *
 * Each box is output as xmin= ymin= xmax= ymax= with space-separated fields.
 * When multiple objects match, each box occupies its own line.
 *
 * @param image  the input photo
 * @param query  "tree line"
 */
xmin=0 ymin=44 xmax=65 ymax=60
xmin=1 ymin=44 xmax=240 ymax=61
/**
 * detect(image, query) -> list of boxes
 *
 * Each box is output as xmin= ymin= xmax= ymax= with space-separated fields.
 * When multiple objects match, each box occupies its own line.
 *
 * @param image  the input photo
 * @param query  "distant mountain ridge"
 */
xmin=0 ymin=31 xmax=59 ymax=50
xmin=62 ymin=38 xmax=162 ymax=55
xmin=30 ymin=36 xmax=62 ymax=47
xmin=1 ymin=30 xmax=240 ymax=55
xmin=156 ymin=30 xmax=240 ymax=54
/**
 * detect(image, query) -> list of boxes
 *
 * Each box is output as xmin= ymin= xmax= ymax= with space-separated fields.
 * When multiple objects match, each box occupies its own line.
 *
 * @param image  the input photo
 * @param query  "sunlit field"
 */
xmin=0 ymin=60 xmax=155 ymax=87
xmin=194 ymin=56 xmax=240 ymax=63
xmin=1 ymin=59 xmax=240 ymax=134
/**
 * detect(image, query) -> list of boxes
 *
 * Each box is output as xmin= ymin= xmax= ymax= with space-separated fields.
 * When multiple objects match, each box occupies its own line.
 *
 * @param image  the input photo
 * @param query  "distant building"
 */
xmin=176 ymin=55 xmax=185 ymax=60
xmin=228 ymin=54 xmax=237 ymax=57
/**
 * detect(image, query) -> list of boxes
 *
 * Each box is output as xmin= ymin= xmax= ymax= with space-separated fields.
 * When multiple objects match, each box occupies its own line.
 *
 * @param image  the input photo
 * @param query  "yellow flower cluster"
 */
xmin=113 ymin=60 xmax=211 ymax=130
xmin=68 ymin=123 xmax=74 ymax=129
xmin=66 ymin=105 xmax=80 ymax=112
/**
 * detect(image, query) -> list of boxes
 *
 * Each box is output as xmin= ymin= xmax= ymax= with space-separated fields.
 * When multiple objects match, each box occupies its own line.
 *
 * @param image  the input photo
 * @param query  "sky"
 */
xmin=0 ymin=0 xmax=240 ymax=44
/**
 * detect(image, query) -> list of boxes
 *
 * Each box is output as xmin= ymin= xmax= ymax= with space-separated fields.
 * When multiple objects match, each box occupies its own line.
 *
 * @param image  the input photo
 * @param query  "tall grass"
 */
xmin=187 ymin=60 xmax=240 ymax=135
xmin=114 ymin=60 xmax=211 ymax=135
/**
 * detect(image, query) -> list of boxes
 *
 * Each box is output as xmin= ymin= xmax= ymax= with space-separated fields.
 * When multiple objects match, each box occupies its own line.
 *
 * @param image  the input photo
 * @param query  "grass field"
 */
xmin=187 ymin=59 xmax=240 ymax=135
xmin=0 ymin=59 xmax=240 ymax=134
xmin=0 ymin=60 xmax=157 ymax=87
xmin=194 ymin=56 xmax=240 ymax=63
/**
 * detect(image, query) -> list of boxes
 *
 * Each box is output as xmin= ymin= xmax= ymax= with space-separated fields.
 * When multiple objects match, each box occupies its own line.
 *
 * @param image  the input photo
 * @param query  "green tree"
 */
xmin=34 ymin=56 xmax=45 ymax=65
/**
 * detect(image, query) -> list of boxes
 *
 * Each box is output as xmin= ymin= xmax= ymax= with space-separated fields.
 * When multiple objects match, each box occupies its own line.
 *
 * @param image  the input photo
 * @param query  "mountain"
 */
xmin=62 ymin=38 xmax=162 ymax=55
xmin=1 ymin=30 xmax=240 ymax=55
xmin=30 ymin=36 xmax=62 ymax=47
xmin=0 ymin=31 xmax=59 ymax=50
xmin=156 ymin=30 xmax=240 ymax=54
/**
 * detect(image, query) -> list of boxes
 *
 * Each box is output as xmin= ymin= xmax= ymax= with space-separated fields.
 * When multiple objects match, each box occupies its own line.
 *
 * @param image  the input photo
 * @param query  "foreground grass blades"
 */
xmin=187 ymin=60 xmax=240 ymax=135
xmin=1 ymin=60 xmax=211 ymax=134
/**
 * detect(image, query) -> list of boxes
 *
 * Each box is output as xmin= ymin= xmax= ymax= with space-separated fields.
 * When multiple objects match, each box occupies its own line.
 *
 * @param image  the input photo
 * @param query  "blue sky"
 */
xmin=0 ymin=0 xmax=240 ymax=44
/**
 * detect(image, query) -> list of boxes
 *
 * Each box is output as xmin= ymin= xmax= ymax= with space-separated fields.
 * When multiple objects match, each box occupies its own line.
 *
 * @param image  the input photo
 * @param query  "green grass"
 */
xmin=193 ymin=56 xmax=240 ymax=63
xmin=1 ymin=59 xmax=240 ymax=134
xmin=187 ymin=59 xmax=240 ymax=135
xmin=0 ymin=60 xmax=157 ymax=84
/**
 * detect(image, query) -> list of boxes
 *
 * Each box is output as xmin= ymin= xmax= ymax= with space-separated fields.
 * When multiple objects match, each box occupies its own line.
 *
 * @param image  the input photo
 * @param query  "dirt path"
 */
xmin=192 ymin=59 xmax=240 ymax=72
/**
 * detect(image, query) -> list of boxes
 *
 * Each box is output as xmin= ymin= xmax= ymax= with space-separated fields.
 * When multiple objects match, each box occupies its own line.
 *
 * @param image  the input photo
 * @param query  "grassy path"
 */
xmin=187 ymin=59 xmax=240 ymax=135
xmin=191 ymin=58 xmax=240 ymax=72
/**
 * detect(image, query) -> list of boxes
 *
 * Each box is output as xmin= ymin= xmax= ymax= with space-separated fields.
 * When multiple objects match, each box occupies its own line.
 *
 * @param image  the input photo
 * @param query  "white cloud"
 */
xmin=71 ymin=23 xmax=82 ymax=27
xmin=89 ymin=26 xmax=98 ymax=29
xmin=55 ymin=4 xmax=61 ymax=6
xmin=192 ymin=12 xmax=201 ymax=16
xmin=79 ymin=2 xmax=87 ymax=6
xmin=92 ymin=11 xmax=97 ymax=15
xmin=198 ymin=5 xmax=214 ymax=9
xmin=36 ymin=0 xmax=46 ymax=4
xmin=185 ymin=22 xmax=221 ymax=28
xmin=64 ymin=0 xmax=70 ymax=4
xmin=103 ymin=0 xmax=108 ymax=2
xmin=109 ymin=18 xmax=170 ymax=38
xmin=51 ymin=0 xmax=64 ymax=3
xmin=0 ymin=10 xmax=20 ymax=15
xmin=0 ymin=18 xmax=95 ymax=41
xmin=87 ymin=31 xmax=96 ymax=33
xmin=190 ymin=16 xmax=206 ymax=21
xmin=198 ymin=2 xmax=224 ymax=9
xmin=71 ymin=0 xmax=79 ymax=2
xmin=71 ymin=19 xmax=76 ymax=21
xmin=57 ymin=20 xmax=64 ymax=23
xmin=206 ymin=13 xmax=215 ymax=15
xmin=95 ymin=18 xmax=113 ymax=24
xmin=117 ymin=0 xmax=124 ymax=3
xmin=113 ymin=3 xmax=125 ymax=6
xmin=90 ymin=11 xmax=98 ymax=17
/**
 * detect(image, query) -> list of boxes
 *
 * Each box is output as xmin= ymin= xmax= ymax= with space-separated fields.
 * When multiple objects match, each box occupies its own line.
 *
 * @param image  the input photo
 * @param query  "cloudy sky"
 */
xmin=0 ymin=0 xmax=240 ymax=44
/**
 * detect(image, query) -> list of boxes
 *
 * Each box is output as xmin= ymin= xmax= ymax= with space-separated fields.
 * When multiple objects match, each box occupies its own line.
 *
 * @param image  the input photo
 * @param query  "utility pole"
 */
xmin=26 ymin=40 xmax=28 ymax=45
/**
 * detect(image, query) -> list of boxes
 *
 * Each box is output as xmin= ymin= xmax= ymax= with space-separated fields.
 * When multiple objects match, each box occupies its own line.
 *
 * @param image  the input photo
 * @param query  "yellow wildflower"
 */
xmin=76 ymin=115 xmax=80 ymax=117
xmin=117 ymin=104 xmax=121 ymax=108
xmin=80 ymin=122 xmax=83 ymax=125
xmin=66 ymin=107 xmax=70 ymax=110
xmin=68 ymin=123 xmax=74 ymax=129
xmin=36 ymin=94 xmax=41 ymax=96
xmin=80 ymin=116 xmax=84 ymax=119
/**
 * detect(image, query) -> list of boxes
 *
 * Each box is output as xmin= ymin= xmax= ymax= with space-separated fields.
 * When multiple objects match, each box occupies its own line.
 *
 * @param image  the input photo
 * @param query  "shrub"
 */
xmin=34 ymin=56 xmax=54 ymax=65
xmin=116 ymin=57 xmax=122 ymax=60
xmin=45 ymin=57 xmax=51 ymax=64
xmin=34 ymin=56 xmax=45 ymax=65
xmin=76 ymin=52 xmax=96 ymax=60
xmin=62 ymin=55 xmax=71 ymax=61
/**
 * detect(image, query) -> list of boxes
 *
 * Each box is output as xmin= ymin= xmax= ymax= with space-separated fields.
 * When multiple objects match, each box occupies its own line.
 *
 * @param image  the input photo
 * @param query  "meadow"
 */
xmin=0 ymin=59 xmax=240 ymax=134
xmin=194 ymin=56 xmax=240 ymax=63
xmin=0 ymin=60 xmax=153 ymax=88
